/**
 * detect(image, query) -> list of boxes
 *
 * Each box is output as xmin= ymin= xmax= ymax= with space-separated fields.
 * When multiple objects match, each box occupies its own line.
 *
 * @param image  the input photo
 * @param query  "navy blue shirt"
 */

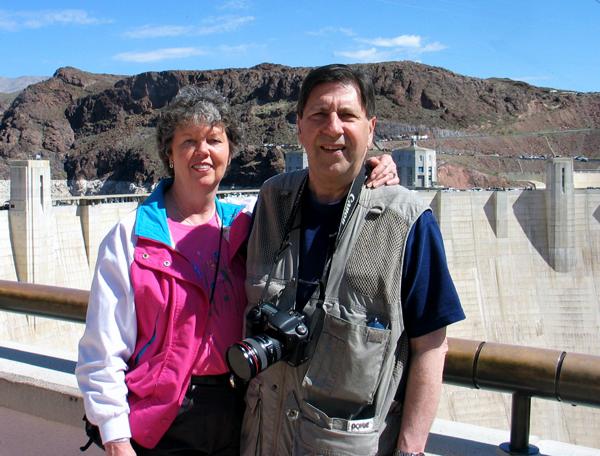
xmin=297 ymin=190 xmax=465 ymax=337
xmin=297 ymin=191 xmax=344 ymax=308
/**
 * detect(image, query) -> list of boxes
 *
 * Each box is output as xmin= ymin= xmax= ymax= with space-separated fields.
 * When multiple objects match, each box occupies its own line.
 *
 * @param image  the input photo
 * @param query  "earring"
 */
xmin=169 ymin=159 xmax=174 ymax=169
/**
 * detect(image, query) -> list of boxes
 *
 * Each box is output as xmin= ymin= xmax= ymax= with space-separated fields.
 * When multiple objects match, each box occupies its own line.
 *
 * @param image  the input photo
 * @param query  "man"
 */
xmin=240 ymin=64 xmax=465 ymax=456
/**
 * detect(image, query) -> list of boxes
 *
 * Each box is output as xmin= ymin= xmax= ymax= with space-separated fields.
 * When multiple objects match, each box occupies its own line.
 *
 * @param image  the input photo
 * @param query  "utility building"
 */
xmin=392 ymin=138 xmax=437 ymax=188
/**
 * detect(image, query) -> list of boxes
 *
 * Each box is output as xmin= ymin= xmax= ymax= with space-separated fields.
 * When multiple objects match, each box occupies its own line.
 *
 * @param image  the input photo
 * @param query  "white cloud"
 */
xmin=114 ymin=47 xmax=207 ymax=63
xmin=335 ymin=48 xmax=385 ymax=61
xmin=218 ymin=0 xmax=251 ymax=10
xmin=421 ymin=42 xmax=447 ymax=52
xmin=196 ymin=15 xmax=254 ymax=34
xmin=23 ymin=9 xmax=107 ymax=28
xmin=124 ymin=25 xmax=194 ymax=39
xmin=124 ymin=15 xmax=254 ymax=39
xmin=358 ymin=34 xmax=421 ymax=48
xmin=0 ymin=9 xmax=110 ymax=30
xmin=335 ymin=34 xmax=447 ymax=63
xmin=307 ymin=26 xmax=356 ymax=37
xmin=217 ymin=44 xmax=252 ymax=53
xmin=0 ymin=17 xmax=17 ymax=31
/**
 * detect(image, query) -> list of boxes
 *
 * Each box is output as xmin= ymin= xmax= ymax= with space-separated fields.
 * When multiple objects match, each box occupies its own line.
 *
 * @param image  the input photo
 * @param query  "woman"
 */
xmin=76 ymin=86 xmax=398 ymax=456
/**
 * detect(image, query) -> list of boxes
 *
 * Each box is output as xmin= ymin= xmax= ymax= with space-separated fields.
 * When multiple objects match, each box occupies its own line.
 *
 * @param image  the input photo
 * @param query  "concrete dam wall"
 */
xmin=1 ymin=159 xmax=599 ymax=447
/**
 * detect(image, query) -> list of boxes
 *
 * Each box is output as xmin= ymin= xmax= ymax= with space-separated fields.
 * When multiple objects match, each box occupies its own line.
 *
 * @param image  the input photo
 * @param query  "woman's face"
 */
xmin=169 ymin=122 xmax=230 ymax=194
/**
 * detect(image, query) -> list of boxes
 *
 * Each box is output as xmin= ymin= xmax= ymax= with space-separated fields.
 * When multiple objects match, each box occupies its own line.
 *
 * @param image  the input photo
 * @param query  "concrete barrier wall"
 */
xmin=0 ymin=201 xmax=138 ymax=357
xmin=81 ymin=202 xmax=139 ymax=270
xmin=0 ymin=211 xmax=17 ymax=281
xmin=435 ymin=189 xmax=600 ymax=447
xmin=0 ymin=312 xmax=86 ymax=354
xmin=498 ymin=171 xmax=600 ymax=189
xmin=51 ymin=205 xmax=92 ymax=289
xmin=575 ymin=172 xmax=600 ymax=189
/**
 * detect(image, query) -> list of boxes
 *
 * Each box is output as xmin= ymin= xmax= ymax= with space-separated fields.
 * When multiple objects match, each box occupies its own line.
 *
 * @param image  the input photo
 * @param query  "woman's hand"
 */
xmin=105 ymin=439 xmax=136 ymax=456
xmin=365 ymin=154 xmax=400 ymax=188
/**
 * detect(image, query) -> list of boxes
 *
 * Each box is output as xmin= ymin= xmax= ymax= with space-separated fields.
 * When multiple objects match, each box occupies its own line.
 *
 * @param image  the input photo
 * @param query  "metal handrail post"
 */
xmin=500 ymin=392 xmax=539 ymax=455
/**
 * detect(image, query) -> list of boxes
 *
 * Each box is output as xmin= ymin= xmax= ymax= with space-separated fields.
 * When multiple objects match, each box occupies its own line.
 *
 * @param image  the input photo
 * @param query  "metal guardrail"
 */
xmin=445 ymin=338 xmax=600 ymax=454
xmin=1 ymin=280 xmax=600 ymax=455
xmin=0 ymin=280 xmax=88 ymax=322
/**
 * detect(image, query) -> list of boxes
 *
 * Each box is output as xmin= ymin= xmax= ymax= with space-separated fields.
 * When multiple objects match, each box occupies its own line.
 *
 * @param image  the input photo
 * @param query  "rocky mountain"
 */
xmin=0 ymin=76 xmax=49 ymax=94
xmin=1 ymin=62 xmax=599 ymax=192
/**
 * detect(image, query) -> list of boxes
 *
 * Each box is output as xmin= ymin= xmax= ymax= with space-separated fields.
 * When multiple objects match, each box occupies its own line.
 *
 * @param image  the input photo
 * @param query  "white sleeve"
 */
xmin=75 ymin=219 xmax=137 ymax=444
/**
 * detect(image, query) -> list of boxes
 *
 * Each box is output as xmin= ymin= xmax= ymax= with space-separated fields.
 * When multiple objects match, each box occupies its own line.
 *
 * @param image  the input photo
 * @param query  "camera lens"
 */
xmin=226 ymin=335 xmax=284 ymax=381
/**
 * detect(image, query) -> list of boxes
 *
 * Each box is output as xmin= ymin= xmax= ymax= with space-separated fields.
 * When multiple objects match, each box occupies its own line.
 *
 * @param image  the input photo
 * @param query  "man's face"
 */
xmin=297 ymin=81 xmax=376 ymax=190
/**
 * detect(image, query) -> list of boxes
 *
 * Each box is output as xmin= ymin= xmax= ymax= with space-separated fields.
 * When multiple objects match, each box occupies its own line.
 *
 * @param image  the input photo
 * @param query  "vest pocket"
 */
xmin=302 ymin=313 xmax=391 ymax=418
xmin=293 ymin=413 xmax=379 ymax=456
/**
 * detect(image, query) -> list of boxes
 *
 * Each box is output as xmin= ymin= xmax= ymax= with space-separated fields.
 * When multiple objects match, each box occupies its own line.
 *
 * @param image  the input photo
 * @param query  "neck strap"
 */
xmin=333 ymin=165 xmax=366 ymax=249
xmin=314 ymin=166 xmax=365 ymax=304
xmin=209 ymin=204 xmax=225 ymax=305
xmin=258 ymin=166 xmax=366 ymax=308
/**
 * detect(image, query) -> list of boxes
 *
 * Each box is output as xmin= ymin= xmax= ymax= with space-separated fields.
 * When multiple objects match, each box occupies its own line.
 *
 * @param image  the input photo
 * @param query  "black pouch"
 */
xmin=80 ymin=415 xmax=105 ymax=452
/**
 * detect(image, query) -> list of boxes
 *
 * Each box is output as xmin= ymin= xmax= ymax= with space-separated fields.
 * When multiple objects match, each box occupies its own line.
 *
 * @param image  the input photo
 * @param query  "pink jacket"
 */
xmin=76 ymin=180 xmax=253 ymax=448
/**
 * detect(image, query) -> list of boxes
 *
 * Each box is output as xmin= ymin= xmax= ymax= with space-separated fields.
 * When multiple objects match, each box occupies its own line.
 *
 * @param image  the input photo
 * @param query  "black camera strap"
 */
xmin=315 ymin=165 xmax=366 ymax=303
xmin=303 ymin=166 xmax=366 ymax=360
xmin=257 ymin=174 xmax=309 ymax=307
xmin=257 ymin=165 xmax=366 ymax=311
xmin=330 ymin=166 xmax=365 ymax=253
xmin=247 ymin=166 xmax=367 ymax=369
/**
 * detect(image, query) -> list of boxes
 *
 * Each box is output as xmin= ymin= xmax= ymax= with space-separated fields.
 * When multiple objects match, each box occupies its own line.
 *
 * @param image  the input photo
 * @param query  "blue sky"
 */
xmin=1 ymin=0 xmax=599 ymax=92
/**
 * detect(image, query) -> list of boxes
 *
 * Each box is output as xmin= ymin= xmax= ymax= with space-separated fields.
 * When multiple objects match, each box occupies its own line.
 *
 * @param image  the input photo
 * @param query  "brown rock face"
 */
xmin=1 ymin=62 xmax=599 ymax=189
xmin=0 ymin=67 xmax=123 ymax=178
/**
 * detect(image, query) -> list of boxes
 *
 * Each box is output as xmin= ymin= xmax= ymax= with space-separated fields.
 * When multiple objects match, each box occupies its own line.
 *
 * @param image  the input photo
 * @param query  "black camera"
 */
xmin=226 ymin=302 xmax=310 ymax=381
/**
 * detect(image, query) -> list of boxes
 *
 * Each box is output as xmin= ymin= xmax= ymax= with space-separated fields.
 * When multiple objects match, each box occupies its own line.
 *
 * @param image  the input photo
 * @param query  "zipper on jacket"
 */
xmin=133 ymin=317 xmax=158 ymax=366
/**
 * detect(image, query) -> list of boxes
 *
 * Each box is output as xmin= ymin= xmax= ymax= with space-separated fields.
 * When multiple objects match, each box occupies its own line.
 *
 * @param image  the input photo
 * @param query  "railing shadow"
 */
xmin=427 ymin=433 xmax=552 ymax=456
xmin=483 ymin=193 xmax=497 ymax=236
xmin=0 ymin=345 xmax=76 ymax=374
xmin=512 ymin=190 xmax=551 ymax=267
